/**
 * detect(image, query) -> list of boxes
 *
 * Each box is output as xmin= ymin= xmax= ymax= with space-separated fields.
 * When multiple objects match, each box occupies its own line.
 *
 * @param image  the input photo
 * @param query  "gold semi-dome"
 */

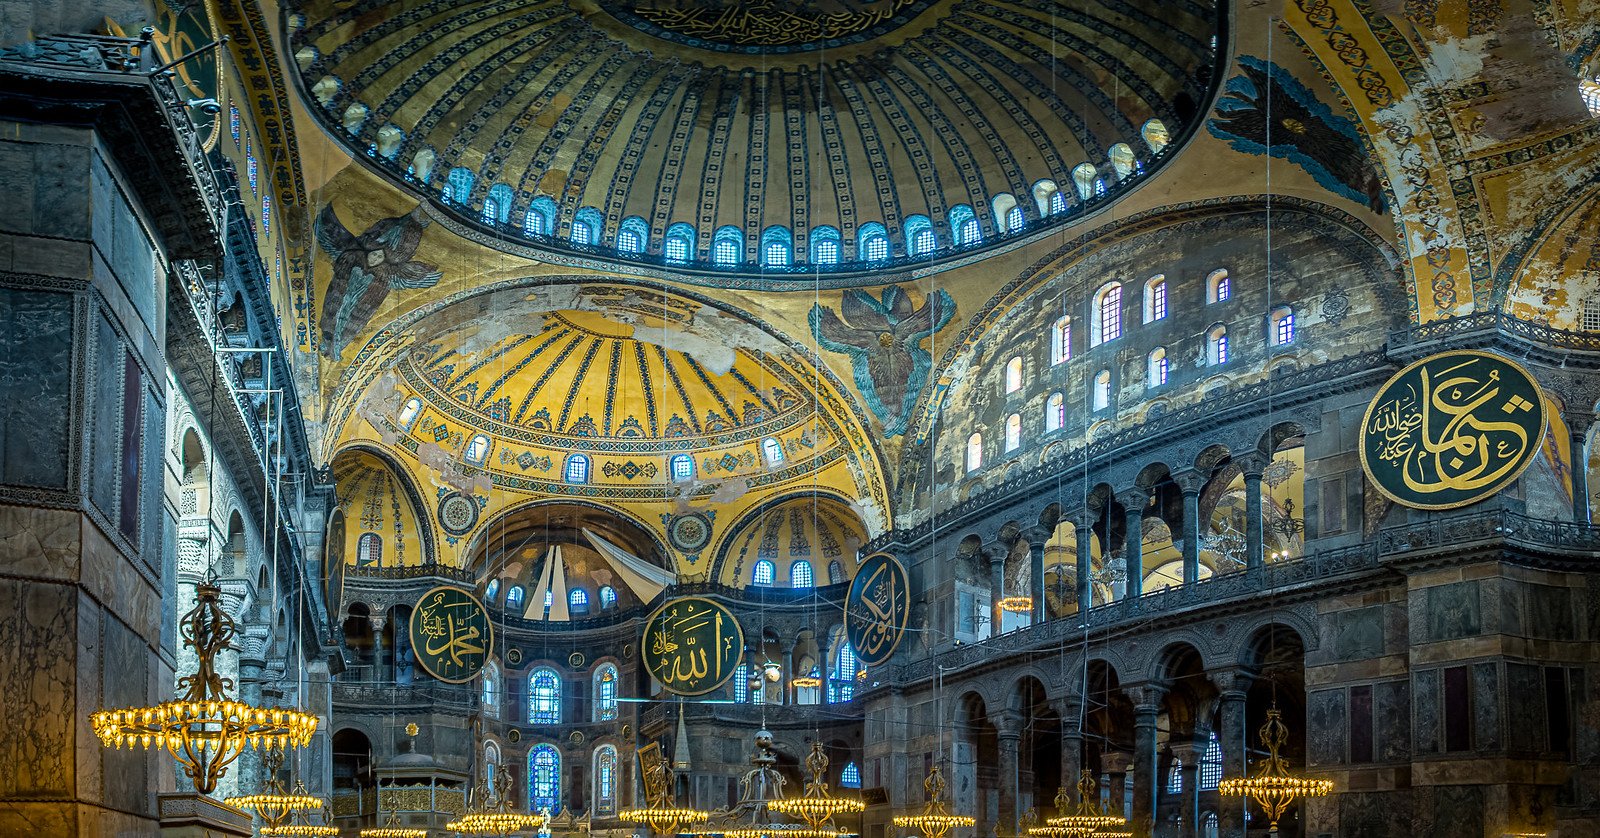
xmin=287 ymin=0 xmax=1220 ymax=272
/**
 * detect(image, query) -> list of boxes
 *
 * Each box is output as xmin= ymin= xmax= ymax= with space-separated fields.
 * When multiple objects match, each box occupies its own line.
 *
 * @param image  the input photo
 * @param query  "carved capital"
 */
xmin=1124 ymin=683 xmax=1167 ymax=712
xmin=1100 ymin=751 xmax=1134 ymax=774
xmin=994 ymin=709 xmax=1025 ymax=739
xmin=1170 ymin=469 xmax=1207 ymax=495
xmin=1061 ymin=508 xmax=1096 ymax=531
xmin=1234 ymin=453 xmax=1270 ymax=479
xmin=983 ymin=541 xmax=1011 ymax=565
xmin=1210 ymin=667 xmax=1256 ymax=697
xmin=1020 ymin=525 xmax=1053 ymax=548
xmin=1115 ymin=488 xmax=1150 ymax=511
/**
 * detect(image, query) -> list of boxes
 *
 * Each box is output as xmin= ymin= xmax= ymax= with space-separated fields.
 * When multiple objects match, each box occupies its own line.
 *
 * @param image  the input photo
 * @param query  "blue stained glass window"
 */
xmin=529 ymin=744 xmax=561 ymax=813
xmin=529 ymin=668 xmax=561 ymax=724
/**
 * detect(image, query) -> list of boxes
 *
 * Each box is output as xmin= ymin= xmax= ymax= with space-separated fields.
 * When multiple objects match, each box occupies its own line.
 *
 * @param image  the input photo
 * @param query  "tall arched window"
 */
xmin=481 ymin=660 xmax=500 ymax=717
xmin=444 ymin=167 xmax=475 ymax=204
xmin=465 ymin=434 xmax=491 ymax=466
xmin=1141 ymin=119 xmax=1171 ymax=154
xmin=966 ymin=433 xmax=983 ymax=472
xmin=1207 ymin=324 xmax=1229 ymax=365
xmin=1072 ymin=163 xmax=1098 ymax=199
xmin=791 ymin=561 xmax=814 ymax=588
xmin=506 ymin=585 xmax=525 ymax=611
xmin=357 ymin=533 xmax=382 ymax=567
xmin=1270 ymin=305 xmax=1295 ymax=345
xmin=810 ymin=226 xmax=841 ymax=264
xmin=1004 ymin=356 xmax=1023 ymax=393
xmin=1143 ymin=275 xmax=1168 ymax=323
xmin=594 ymin=745 xmax=619 ymax=815
xmin=1109 ymin=143 xmax=1137 ymax=179
xmin=529 ymin=744 xmax=561 ymax=814
xmin=841 ymin=762 xmax=862 ymax=788
xmin=1032 ymin=180 xmax=1061 ymax=216
xmin=1200 ymin=731 xmax=1222 ymax=790
xmin=949 ymin=204 xmax=979 ymax=246
xmin=905 ymin=215 xmax=936 ymax=255
xmin=230 ymin=106 xmax=241 ymax=146
xmin=992 ymin=194 xmax=1022 ymax=233
xmin=616 ymin=216 xmax=649 ymax=254
xmin=568 ymin=587 xmax=589 ymax=613
xmin=1167 ymin=758 xmax=1184 ymax=793
xmin=664 ymin=222 xmax=696 ymax=263
xmin=564 ymin=454 xmax=590 ymax=484
xmin=529 ymin=668 xmax=561 ymax=724
xmin=485 ymin=740 xmax=502 ymax=789
xmin=1092 ymin=283 xmax=1123 ymax=345
xmin=1148 ymin=348 xmax=1169 ymax=388
xmin=524 ymin=196 xmax=558 ymax=237
xmin=570 ymin=207 xmax=604 ymax=245
xmin=1202 ymin=813 xmax=1219 ymax=838
xmin=482 ymin=184 xmax=514 ymax=225
xmin=1207 ymin=269 xmax=1231 ymax=303
xmin=858 ymin=223 xmax=890 ymax=262
xmin=1045 ymin=393 xmax=1065 ymax=432
xmin=1093 ymin=370 xmax=1112 ymax=411
xmin=733 ymin=663 xmax=751 ymax=702
xmin=594 ymin=663 xmax=619 ymax=721
xmin=397 ymin=397 xmax=422 ymax=430
xmin=761 ymin=226 xmax=792 ymax=266
xmin=1051 ymin=316 xmax=1071 ymax=364
xmin=669 ymin=454 xmax=695 ymax=482
xmin=828 ymin=641 xmax=859 ymax=702
xmin=712 ymin=226 xmax=744 ymax=265
xmin=828 ymin=560 xmax=844 ymax=584
xmin=1004 ymin=414 xmax=1021 ymax=452
xmin=598 ymin=586 xmax=617 ymax=609
xmin=485 ymin=579 xmax=501 ymax=603
xmin=762 ymin=438 xmax=784 ymax=466
xmin=753 ymin=560 xmax=775 ymax=586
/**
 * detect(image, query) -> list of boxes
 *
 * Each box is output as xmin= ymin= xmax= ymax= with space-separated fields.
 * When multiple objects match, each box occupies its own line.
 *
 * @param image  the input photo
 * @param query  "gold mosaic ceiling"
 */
xmin=287 ymin=0 xmax=1220 ymax=270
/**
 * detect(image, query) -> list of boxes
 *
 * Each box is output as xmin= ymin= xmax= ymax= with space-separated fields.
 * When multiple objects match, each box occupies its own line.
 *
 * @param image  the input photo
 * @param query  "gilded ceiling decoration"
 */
xmin=286 ymin=0 xmax=1220 ymax=271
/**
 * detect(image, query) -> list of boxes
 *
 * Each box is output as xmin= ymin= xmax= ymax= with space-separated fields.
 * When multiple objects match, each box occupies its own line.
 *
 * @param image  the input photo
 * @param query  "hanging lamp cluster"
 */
xmin=1218 ymin=705 xmax=1332 ymax=830
xmin=997 ymin=596 xmax=1034 ymax=614
xmin=893 ymin=764 xmax=975 ymax=838
xmin=768 ymin=741 xmax=863 ymax=836
xmin=1045 ymin=771 xmax=1125 ymax=837
xmin=361 ymin=807 xmax=430 ymax=838
xmin=223 ymin=748 xmax=324 ymax=832
xmin=92 ymin=580 xmax=318 ymax=795
xmin=619 ymin=751 xmax=709 ymax=837
xmin=448 ymin=763 xmax=547 ymax=836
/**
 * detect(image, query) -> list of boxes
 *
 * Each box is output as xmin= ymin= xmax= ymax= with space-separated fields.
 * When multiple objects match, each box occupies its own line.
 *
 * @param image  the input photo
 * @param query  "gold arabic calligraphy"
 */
xmin=644 ymin=598 xmax=742 ymax=695
xmin=632 ymin=0 xmax=916 ymax=46
xmin=847 ymin=554 xmax=908 ymax=665
xmin=410 ymin=587 xmax=491 ymax=682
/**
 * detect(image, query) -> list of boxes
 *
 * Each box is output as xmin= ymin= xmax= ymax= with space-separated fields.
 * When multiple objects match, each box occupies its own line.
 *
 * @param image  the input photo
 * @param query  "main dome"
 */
xmin=287 ymin=0 xmax=1221 ymax=273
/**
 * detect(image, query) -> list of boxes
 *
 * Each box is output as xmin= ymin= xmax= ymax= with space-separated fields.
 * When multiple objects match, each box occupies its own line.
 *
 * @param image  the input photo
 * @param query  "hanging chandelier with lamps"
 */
xmin=619 ymin=750 xmax=710 ymax=837
xmin=1218 ymin=705 xmax=1332 ymax=830
xmin=448 ymin=763 xmax=547 ymax=836
xmin=224 ymin=748 xmax=324 ymax=830
xmin=258 ymin=806 xmax=339 ymax=838
xmin=893 ymin=764 xmax=975 ymax=838
xmin=997 ymin=595 xmax=1034 ymax=614
xmin=1047 ymin=771 xmax=1125 ymax=835
xmin=91 ymin=579 xmax=318 ymax=795
xmin=360 ymin=808 xmax=429 ymax=838
xmin=768 ymin=741 xmax=864 ymax=832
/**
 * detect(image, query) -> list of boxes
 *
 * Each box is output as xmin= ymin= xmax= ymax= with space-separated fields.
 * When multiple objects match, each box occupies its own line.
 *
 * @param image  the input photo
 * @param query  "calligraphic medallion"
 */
xmin=640 ymin=597 xmax=743 ymax=696
xmin=408 ymin=586 xmax=494 ymax=683
xmin=1360 ymin=351 xmax=1546 ymax=511
xmin=845 ymin=553 xmax=911 ymax=667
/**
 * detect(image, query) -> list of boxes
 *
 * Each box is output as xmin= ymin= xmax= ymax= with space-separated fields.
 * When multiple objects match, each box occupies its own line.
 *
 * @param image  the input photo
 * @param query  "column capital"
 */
xmin=1168 ymin=741 xmax=1203 ymax=763
xmin=1209 ymin=667 xmax=1256 ymax=698
xmin=1235 ymin=453 xmax=1270 ymax=479
xmin=994 ymin=709 xmax=1025 ymax=739
xmin=1100 ymin=751 xmax=1134 ymax=774
xmin=1020 ymin=525 xmax=1053 ymax=547
xmin=1170 ymin=469 xmax=1207 ymax=495
xmin=983 ymin=540 xmax=1011 ymax=565
xmin=1052 ymin=698 xmax=1084 ymax=725
xmin=1115 ymin=487 xmax=1150 ymax=511
xmin=1124 ymin=683 xmax=1167 ymax=713
xmin=1062 ymin=508 xmax=1097 ymax=531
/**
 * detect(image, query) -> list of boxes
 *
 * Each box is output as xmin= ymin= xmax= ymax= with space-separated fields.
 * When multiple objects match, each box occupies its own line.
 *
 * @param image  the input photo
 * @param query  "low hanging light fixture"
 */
xmin=997 ymin=594 xmax=1034 ymax=614
xmin=791 ymin=666 xmax=823 ymax=690
xmin=448 ymin=764 xmax=546 ymax=836
xmin=360 ymin=809 xmax=429 ymax=838
xmin=1047 ymin=771 xmax=1125 ymax=835
xmin=893 ymin=764 xmax=974 ymax=838
xmin=259 ymin=804 xmax=339 ymax=838
xmin=92 ymin=579 xmax=318 ymax=795
xmin=225 ymin=749 xmax=323 ymax=830
xmin=768 ymin=742 xmax=864 ymax=834
xmin=1217 ymin=706 xmax=1332 ymax=832
xmin=619 ymin=752 xmax=710 ymax=837
xmin=1026 ymin=787 xmax=1086 ymax=838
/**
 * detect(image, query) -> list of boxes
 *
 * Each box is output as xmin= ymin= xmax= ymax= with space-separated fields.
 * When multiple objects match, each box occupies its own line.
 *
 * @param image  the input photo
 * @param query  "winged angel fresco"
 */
xmin=316 ymin=204 xmax=443 ymax=357
xmin=810 ymin=286 xmax=955 ymax=437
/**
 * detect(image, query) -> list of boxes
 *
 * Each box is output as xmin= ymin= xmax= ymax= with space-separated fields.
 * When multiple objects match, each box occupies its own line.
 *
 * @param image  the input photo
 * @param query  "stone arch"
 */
xmin=328 ymin=443 xmax=437 ymax=566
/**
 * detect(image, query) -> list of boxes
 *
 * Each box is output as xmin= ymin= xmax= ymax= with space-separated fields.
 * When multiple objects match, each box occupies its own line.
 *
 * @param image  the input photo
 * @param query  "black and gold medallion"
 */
xmin=409 ymin=586 xmax=494 ymax=683
xmin=845 ymin=552 xmax=910 ymax=667
xmin=641 ymin=597 xmax=743 ymax=696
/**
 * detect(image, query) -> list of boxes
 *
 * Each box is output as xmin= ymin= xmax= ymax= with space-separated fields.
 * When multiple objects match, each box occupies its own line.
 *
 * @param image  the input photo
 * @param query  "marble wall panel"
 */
xmin=1375 ymin=679 xmax=1410 ymax=762
xmin=0 ymin=578 xmax=77 ymax=798
xmin=0 ymin=287 xmax=75 ymax=489
xmin=0 ymin=134 xmax=91 ymax=241
xmin=1306 ymin=688 xmax=1345 ymax=766
xmin=88 ymin=310 xmax=121 ymax=524
xmin=1422 ymin=784 xmax=1483 ymax=838
xmin=1423 ymin=581 xmax=1481 ymax=642
xmin=79 ymin=515 xmax=161 ymax=641
xmin=1339 ymin=790 xmax=1413 ymax=835
xmin=90 ymin=153 xmax=157 ymax=328
xmin=1331 ymin=605 xmax=1384 ymax=661
xmin=0 ymin=504 xmax=80 ymax=580
xmin=100 ymin=606 xmax=149 ymax=812
xmin=1473 ymin=662 xmax=1501 ymax=751
xmin=1506 ymin=663 xmax=1544 ymax=756
xmin=1528 ymin=584 xmax=1575 ymax=639
xmin=1414 ymin=669 xmax=1440 ymax=755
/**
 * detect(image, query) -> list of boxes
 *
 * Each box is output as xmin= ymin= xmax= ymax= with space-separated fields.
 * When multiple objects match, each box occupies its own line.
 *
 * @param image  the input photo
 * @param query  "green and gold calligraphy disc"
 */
xmin=1360 ymin=350 xmax=1546 ymax=511
xmin=641 ymin=596 xmax=743 ymax=696
xmin=845 ymin=553 xmax=910 ymax=667
xmin=409 ymin=586 xmax=494 ymax=683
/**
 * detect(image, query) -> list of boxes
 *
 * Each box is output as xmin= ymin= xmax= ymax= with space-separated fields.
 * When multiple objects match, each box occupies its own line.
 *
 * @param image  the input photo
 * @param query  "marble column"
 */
xmin=1173 ymin=471 xmax=1205 ymax=584
xmin=1570 ymin=416 xmax=1592 ymax=524
xmin=1054 ymin=699 xmax=1083 ymax=819
xmin=784 ymin=643 xmax=797 ymax=705
xmin=1101 ymin=752 xmax=1133 ymax=820
xmin=1022 ymin=527 xmax=1051 ymax=624
xmin=986 ymin=541 xmax=1009 ymax=635
xmin=1169 ymin=741 xmax=1202 ymax=838
xmin=996 ymin=710 xmax=1023 ymax=837
xmin=1241 ymin=461 xmax=1266 ymax=572
xmin=1212 ymin=671 xmax=1253 ymax=838
xmin=1119 ymin=490 xmax=1147 ymax=598
xmin=1072 ymin=514 xmax=1094 ymax=614
xmin=1128 ymin=687 xmax=1165 ymax=833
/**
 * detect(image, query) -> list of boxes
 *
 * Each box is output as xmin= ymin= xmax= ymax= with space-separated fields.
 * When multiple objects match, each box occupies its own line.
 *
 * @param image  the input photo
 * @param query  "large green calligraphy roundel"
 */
xmin=409 ymin=586 xmax=494 ymax=684
xmin=1360 ymin=350 xmax=1546 ymax=511
xmin=845 ymin=553 xmax=910 ymax=667
xmin=641 ymin=597 xmax=744 ymax=696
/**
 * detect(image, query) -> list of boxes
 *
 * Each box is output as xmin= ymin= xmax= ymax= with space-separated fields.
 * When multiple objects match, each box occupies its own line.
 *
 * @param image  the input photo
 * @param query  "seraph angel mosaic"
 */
xmin=810 ymin=285 xmax=955 ymax=437
xmin=316 ymin=204 xmax=443 ymax=357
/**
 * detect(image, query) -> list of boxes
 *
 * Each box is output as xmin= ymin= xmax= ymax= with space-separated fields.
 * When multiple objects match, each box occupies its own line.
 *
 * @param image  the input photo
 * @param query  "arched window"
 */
xmin=397 ymin=397 xmax=422 ymax=430
xmin=841 ymin=762 xmax=862 ymax=789
xmin=569 ymin=208 xmax=601 ymax=245
xmin=485 ymin=579 xmax=501 ymax=603
xmin=262 ymin=195 xmax=272 ymax=238
xmin=753 ymin=559 xmax=775 ymax=586
xmin=1004 ymin=414 xmax=1021 ymax=452
xmin=485 ymin=740 xmax=501 ymax=788
xmin=481 ymin=661 xmax=500 ymax=717
xmin=529 ymin=744 xmax=561 ymax=814
xmin=1094 ymin=177 xmax=1107 ymax=196
xmin=669 ymin=454 xmax=695 ymax=482
xmin=506 ymin=585 xmax=525 ymax=611
xmin=949 ymin=204 xmax=979 ymax=246
xmin=247 ymin=154 xmax=258 ymax=195
xmin=761 ymin=226 xmax=792 ymax=266
xmin=1271 ymin=305 xmax=1295 ymax=345
xmin=444 ymin=167 xmax=475 ymax=204
xmin=858 ymin=223 xmax=890 ymax=262
xmin=564 ymin=454 xmax=590 ymax=484
xmin=762 ymin=437 xmax=785 ymax=466
xmin=1032 ymin=180 xmax=1061 ymax=216
xmin=664 ymin=222 xmax=696 ymax=263
xmin=1581 ymin=75 xmax=1600 ymax=116
xmin=1143 ymin=275 xmax=1168 ymax=323
xmin=357 ymin=533 xmax=382 ymax=567
xmin=524 ymin=196 xmax=557 ymax=236
xmin=594 ymin=663 xmax=619 ymax=721
xmin=616 ymin=216 xmax=649 ymax=254
xmin=1583 ymin=297 xmax=1600 ymax=331
xmin=828 ymin=641 xmax=859 ymax=702
xmin=230 ymin=106 xmax=241 ymax=146
xmin=465 ymin=434 xmax=491 ymax=466
xmin=1167 ymin=759 xmax=1184 ymax=793
xmin=965 ymin=433 xmax=984 ymax=472
xmin=1109 ymin=143 xmax=1137 ymax=179
xmin=733 ymin=663 xmax=751 ymax=702
xmin=483 ymin=184 xmax=514 ymax=225
xmin=1004 ymin=356 xmax=1023 ymax=393
xmin=594 ymin=745 xmax=619 ymax=815
xmin=1148 ymin=348 xmax=1169 ymax=388
xmin=992 ymin=194 xmax=1022 ymax=233
xmin=1051 ymin=316 xmax=1071 ymax=364
xmin=568 ymin=588 xmax=589 ymax=612
xmin=1046 ymin=393 xmax=1065 ymax=432
xmin=529 ymin=667 xmax=561 ymax=724
xmin=1207 ymin=269 xmax=1231 ymax=303
xmin=1200 ymin=731 xmax=1222 ymax=791
xmin=905 ymin=215 xmax=936 ymax=255
xmin=1202 ymin=812 xmax=1219 ymax=838
xmin=712 ymin=226 xmax=744 ymax=265
xmin=1207 ymin=324 xmax=1229 ymax=366
xmin=1092 ymin=283 xmax=1122 ymax=345
xmin=1093 ymin=370 xmax=1112 ymax=411
xmin=598 ymin=585 xmax=617 ymax=609
xmin=828 ymin=560 xmax=845 ymax=584
xmin=1142 ymin=119 xmax=1171 ymax=154
xmin=791 ymin=561 xmax=814 ymax=588
xmin=810 ymin=226 xmax=841 ymax=264
xmin=1072 ymin=163 xmax=1098 ymax=199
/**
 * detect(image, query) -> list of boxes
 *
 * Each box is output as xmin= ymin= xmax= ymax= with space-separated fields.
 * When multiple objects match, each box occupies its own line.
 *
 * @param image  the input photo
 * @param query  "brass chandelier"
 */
xmin=1047 ymin=771 xmax=1125 ymax=835
xmin=620 ymin=753 xmax=710 ymax=837
xmin=447 ymin=764 xmax=547 ymax=836
xmin=225 ymin=749 xmax=323 ymax=830
xmin=892 ymin=764 xmax=975 ymax=838
xmin=361 ymin=808 xmax=429 ymax=838
xmin=91 ymin=580 xmax=318 ymax=795
xmin=768 ymin=741 xmax=864 ymax=835
xmin=258 ymin=806 xmax=339 ymax=838
xmin=1218 ymin=706 xmax=1332 ymax=830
